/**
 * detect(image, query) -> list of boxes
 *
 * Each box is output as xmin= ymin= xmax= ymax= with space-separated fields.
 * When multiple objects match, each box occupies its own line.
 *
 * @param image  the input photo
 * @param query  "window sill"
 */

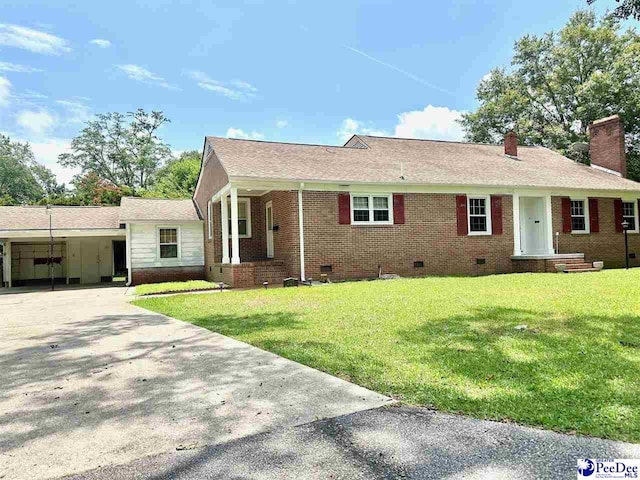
xmin=468 ymin=231 xmax=492 ymax=236
xmin=351 ymin=222 xmax=394 ymax=227
xmin=570 ymin=231 xmax=590 ymax=235
xmin=227 ymin=235 xmax=252 ymax=239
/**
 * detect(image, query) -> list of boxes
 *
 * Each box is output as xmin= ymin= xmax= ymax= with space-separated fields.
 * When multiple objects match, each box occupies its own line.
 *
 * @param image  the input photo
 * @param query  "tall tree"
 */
xmin=461 ymin=11 xmax=640 ymax=179
xmin=59 ymin=109 xmax=172 ymax=192
xmin=144 ymin=150 xmax=201 ymax=199
xmin=588 ymin=0 xmax=640 ymax=20
xmin=0 ymin=134 xmax=62 ymax=205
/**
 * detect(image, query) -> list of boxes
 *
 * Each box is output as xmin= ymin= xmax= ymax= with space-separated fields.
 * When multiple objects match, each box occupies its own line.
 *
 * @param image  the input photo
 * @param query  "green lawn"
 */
xmin=134 ymin=270 xmax=640 ymax=442
xmin=134 ymin=280 xmax=218 ymax=296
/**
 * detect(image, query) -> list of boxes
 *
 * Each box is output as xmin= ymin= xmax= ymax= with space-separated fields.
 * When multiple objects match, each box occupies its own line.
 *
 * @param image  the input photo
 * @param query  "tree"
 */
xmin=71 ymin=172 xmax=131 ymax=205
xmin=144 ymin=150 xmax=201 ymax=199
xmin=461 ymin=11 xmax=640 ymax=179
xmin=59 ymin=109 xmax=172 ymax=193
xmin=588 ymin=0 xmax=640 ymax=20
xmin=0 ymin=134 xmax=62 ymax=204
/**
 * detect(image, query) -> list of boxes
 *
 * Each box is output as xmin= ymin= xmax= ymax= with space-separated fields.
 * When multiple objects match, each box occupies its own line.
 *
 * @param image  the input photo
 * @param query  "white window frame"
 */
xmin=570 ymin=198 xmax=590 ymax=234
xmin=467 ymin=195 xmax=492 ymax=236
xmin=622 ymin=199 xmax=639 ymax=234
xmin=156 ymin=225 xmax=181 ymax=260
xmin=207 ymin=200 xmax=213 ymax=240
xmin=226 ymin=197 xmax=252 ymax=238
xmin=350 ymin=193 xmax=394 ymax=225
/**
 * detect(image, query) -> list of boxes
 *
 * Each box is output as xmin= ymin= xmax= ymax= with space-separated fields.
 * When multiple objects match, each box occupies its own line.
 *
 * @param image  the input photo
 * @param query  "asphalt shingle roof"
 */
xmin=0 ymin=205 xmax=121 ymax=232
xmin=206 ymin=135 xmax=640 ymax=192
xmin=119 ymin=197 xmax=201 ymax=222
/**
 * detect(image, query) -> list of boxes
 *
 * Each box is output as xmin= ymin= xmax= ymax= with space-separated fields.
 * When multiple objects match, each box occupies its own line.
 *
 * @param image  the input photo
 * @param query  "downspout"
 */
xmin=298 ymin=183 xmax=306 ymax=282
xmin=125 ymin=223 xmax=132 ymax=286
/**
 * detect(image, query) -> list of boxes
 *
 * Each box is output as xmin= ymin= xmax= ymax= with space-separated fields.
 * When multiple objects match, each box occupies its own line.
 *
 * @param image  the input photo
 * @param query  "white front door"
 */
xmin=266 ymin=201 xmax=274 ymax=258
xmin=520 ymin=197 xmax=547 ymax=254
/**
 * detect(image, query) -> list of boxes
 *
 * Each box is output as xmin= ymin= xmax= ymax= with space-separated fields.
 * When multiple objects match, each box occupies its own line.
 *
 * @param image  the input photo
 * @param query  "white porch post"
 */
xmin=512 ymin=193 xmax=522 ymax=256
xmin=125 ymin=223 xmax=132 ymax=286
xmin=298 ymin=184 xmax=306 ymax=282
xmin=5 ymin=240 xmax=11 ymax=288
xmin=230 ymin=187 xmax=240 ymax=264
xmin=220 ymin=195 xmax=230 ymax=264
xmin=544 ymin=194 xmax=554 ymax=254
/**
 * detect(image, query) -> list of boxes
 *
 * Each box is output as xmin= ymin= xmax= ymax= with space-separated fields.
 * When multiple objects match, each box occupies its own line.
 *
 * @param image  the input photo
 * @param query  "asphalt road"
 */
xmin=63 ymin=405 xmax=640 ymax=480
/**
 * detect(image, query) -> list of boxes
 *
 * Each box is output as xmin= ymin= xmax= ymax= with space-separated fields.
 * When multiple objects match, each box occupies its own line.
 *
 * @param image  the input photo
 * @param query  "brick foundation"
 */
xmin=131 ymin=266 xmax=205 ymax=285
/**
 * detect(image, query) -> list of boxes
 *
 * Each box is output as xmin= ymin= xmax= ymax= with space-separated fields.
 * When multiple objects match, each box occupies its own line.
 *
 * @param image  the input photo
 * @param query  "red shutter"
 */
xmin=615 ymin=199 xmax=624 ymax=232
xmin=490 ymin=196 xmax=503 ymax=235
xmin=561 ymin=197 xmax=572 ymax=233
xmin=589 ymin=198 xmax=599 ymax=233
xmin=456 ymin=195 xmax=468 ymax=236
xmin=393 ymin=194 xmax=405 ymax=224
xmin=338 ymin=193 xmax=351 ymax=224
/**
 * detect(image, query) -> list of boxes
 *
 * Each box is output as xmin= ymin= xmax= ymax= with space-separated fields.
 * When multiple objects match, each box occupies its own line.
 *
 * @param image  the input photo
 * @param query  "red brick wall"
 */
xmin=259 ymin=191 xmax=300 ymax=278
xmin=131 ymin=266 xmax=205 ymax=285
xmin=588 ymin=116 xmax=627 ymax=177
xmin=302 ymin=192 xmax=514 ymax=280
xmin=552 ymin=196 xmax=640 ymax=268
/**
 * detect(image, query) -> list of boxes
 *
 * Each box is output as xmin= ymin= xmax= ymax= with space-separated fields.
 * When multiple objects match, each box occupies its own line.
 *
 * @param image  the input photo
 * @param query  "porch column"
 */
xmin=544 ymin=195 xmax=554 ymax=254
xmin=230 ymin=187 xmax=240 ymax=264
xmin=512 ymin=193 xmax=522 ymax=256
xmin=220 ymin=195 xmax=230 ymax=264
xmin=4 ymin=241 xmax=11 ymax=288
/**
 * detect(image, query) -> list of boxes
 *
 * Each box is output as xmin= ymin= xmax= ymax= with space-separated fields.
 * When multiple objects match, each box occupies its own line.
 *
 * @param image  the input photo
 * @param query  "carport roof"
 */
xmin=0 ymin=205 xmax=121 ymax=232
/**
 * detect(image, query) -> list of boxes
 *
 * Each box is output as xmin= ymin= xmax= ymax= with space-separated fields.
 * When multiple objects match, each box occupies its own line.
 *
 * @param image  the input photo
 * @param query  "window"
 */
xmin=207 ymin=200 xmax=213 ymax=240
xmin=468 ymin=196 xmax=491 ymax=235
xmin=571 ymin=200 xmax=588 ymax=233
xmin=227 ymin=198 xmax=252 ymax=238
xmin=623 ymin=201 xmax=638 ymax=232
xmin=159 ymin=228 xmax=178 ymax=259
xmin=351 ymin=194 xmax=393 ymax=225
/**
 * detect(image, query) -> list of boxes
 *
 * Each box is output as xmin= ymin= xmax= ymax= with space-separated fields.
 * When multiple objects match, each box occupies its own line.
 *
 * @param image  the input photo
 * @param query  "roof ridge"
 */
xmin=207 ymin=136 xmax=358 ymax=149
xmin=360 ymin=134 xmax=540 ymax=148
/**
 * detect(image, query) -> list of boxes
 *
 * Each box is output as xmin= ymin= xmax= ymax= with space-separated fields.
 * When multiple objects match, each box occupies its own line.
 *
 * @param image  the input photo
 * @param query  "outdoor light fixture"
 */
xmin=218 ymin=282 xmax=224 ymax=292
xmin=622 ymin=219 xmax=630 ymax=269
xmin=263 ymin=281 xmax=268 ymax=289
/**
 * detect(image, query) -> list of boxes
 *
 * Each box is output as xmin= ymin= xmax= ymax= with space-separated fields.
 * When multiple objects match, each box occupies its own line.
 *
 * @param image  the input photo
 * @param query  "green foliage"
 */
xmin=461 ymin=11 xmax=640 ymax=178
xmin=136 ymin=270 xmax=640 ymax=442
xmin=144 ymin=150 xmax=201 ymax=199
xmin=71 ymin=172 xmax=132 ymax=205
xmin=0 ymin=134 xmax=63 ymax=205
xmin=588 ymin=0 xmax=640 ymax=20
xmin=59 ymin=109 xmax=172 ymax=192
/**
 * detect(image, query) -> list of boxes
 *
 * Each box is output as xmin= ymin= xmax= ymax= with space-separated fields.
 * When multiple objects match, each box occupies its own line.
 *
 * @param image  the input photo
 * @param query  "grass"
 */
xmin=134 ymin=280 xmax=218 ymax=296
xmin=134 ymin=270 xmax=640 ymax=442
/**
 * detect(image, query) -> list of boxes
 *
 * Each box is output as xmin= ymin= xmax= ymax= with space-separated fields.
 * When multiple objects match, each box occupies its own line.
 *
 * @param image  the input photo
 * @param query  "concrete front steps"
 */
xmin=556 ymin=261 xmax=604 ymax=273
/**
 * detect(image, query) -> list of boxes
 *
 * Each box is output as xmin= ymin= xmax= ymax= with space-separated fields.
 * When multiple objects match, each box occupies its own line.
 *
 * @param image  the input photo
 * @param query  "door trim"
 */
xmin=265 ymin=201 xmax=274 ymax=259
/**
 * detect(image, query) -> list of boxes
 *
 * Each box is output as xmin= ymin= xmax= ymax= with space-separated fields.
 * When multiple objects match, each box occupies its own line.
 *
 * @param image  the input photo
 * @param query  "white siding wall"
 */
xmin=129 ymin=222 xmax=204 ymax=269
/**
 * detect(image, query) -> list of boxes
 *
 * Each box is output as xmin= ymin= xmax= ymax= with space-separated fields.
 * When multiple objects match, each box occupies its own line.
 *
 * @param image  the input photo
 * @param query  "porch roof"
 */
xmin=205 ymin=135 xmax=640 ymax=192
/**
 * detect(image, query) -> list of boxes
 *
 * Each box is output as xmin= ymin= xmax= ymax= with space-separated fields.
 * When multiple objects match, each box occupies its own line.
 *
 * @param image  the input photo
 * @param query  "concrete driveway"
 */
xmin=0 ymin=286 xmax=390 ymax=480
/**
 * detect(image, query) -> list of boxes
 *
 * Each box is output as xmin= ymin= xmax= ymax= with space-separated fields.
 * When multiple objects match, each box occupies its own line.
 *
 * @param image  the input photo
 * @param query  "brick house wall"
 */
xmin=131 ymin=266 xmax=204 ymax=285
xmin=552 ymin=196 xmax=640 ymax=268
xmin=302 ymin=192 xmax=514 ymax=280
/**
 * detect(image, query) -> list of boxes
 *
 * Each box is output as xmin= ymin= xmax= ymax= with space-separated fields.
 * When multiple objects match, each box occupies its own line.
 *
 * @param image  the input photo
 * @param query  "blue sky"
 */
xmin=0 ymin=0 xmax=609 ymax=184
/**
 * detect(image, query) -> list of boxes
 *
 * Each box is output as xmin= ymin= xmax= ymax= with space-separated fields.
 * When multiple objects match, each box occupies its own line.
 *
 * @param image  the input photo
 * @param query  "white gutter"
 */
xmin=298 ymin=183 xmax=305 ymax=282
xmin=125 ymin=223 xmax=132 ymax=286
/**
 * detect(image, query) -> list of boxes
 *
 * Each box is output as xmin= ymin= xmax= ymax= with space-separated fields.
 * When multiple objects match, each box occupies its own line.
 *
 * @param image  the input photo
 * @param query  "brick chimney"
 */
xmin=504 ymin=131 xmax=518 ymax=157
xmin=588 ymin=114 xmax=626 ymax=177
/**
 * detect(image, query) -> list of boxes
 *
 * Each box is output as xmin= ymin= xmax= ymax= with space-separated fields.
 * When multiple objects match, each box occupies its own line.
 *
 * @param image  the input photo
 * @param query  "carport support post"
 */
xmin=230 ymin=187 xmax=240 ymax=265
xmin=4 ymin=241 xmax=10 ymax=288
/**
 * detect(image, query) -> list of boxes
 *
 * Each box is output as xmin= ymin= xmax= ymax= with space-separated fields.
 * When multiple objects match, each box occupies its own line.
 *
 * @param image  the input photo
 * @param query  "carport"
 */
xmin=1 ymin=205 xmax=125 ymax=288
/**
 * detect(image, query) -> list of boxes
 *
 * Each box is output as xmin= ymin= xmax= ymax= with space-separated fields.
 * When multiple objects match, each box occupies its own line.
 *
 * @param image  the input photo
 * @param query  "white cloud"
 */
xmin=0 ymin=24 xmax=70 ymax=55
xmin=0 ymin=76 xmax=11 ymax=107
xmin=56 ymin=99 xmax=92 ymax=124
xmin=276 ymin=120 xmax=288 ymax=128
xmin=16 ymin=109 xmax=56 ymax=137
xmin=0 ymin=61 xmax=42 ymax=73
xmin=29 ymin=138 xmax=77 ymax=185
xmin=226 ymin=128 xmax=264 ymax=140
xmin=89 ymin=39 xmax=111 ymax=48
xmin=337 ymin=118 xmax=388 ymax=142
xmin=115 ymin=64 xmax=178 ymax=90
xmin=187 ymin=71 xmax=257 ymax=101
xmin=394 ymin=105 xmax=465 ymax=141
